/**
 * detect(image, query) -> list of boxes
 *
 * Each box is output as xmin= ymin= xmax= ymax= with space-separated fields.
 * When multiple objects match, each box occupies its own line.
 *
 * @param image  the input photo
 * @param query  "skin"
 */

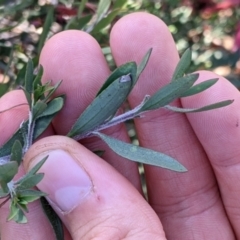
xmin=0 ymin=12 xmax=240 ymax=239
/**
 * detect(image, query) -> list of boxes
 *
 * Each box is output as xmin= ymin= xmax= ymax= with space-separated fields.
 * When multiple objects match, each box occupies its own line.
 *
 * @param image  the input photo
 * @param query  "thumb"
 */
xmin=24 ymin=136 xmax=165 ymax=240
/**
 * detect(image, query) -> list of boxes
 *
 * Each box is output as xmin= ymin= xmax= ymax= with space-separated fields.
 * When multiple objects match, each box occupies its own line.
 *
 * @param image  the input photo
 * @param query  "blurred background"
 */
xmin=0 ymin=0 xmax=239 ymax=96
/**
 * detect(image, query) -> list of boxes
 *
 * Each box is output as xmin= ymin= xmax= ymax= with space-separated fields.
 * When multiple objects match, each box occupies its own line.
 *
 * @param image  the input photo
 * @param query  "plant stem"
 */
xmin=74 ymin=95 xmax=150 ymax=140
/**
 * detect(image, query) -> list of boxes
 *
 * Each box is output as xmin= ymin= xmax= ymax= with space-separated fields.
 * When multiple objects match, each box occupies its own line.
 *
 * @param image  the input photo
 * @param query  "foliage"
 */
xmin=0 ymin=0 xmax=238 ymax=239
xmin=0 ymin=48 xmax=233 ymax=231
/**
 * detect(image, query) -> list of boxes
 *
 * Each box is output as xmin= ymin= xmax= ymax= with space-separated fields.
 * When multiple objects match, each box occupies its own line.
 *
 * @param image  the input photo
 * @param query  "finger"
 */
xmin=0 ymin=90 xmax=28 ymax=145
xmin=39 ymin=30 xmax=141 ymax=190
xmin=181 ymin=71 xmax=240 ymax=238
xmin=110 ymin=12 xmax=234 ymax=239
xmin=0 ymin=91 xmax=62 ymax=240
xmin=24 ymin=135 xmax=165 ymax=240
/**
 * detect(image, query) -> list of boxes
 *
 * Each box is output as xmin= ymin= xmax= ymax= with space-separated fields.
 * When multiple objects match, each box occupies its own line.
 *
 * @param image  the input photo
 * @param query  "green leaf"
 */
xmin=94 ymin=132 xmax=187 ymax=172
xmin=92 ymin=9 xmax=120 ymax=33
xmin=165 ymin=100 xmax=234 ymax=113
xmin=18 ymin=189 xmax=47 ymax=198
xmin=37 ymin=5 xmax=54 ymax=54
xmin=8 ymin=201 xmax=28 ymax=223
xmin=24 ymin=59 xmax=34 ymax=95
xmin=34 ymin=81 xmax=57 ymax=103
xmin=96 ymin=62 xmax=137 ymax=96
xmin=26 ymin=157 xmax=47 ymax=176
xmin=33 ymin=85 xmax=46 ymax=102
xmin=136 ymin=48 xmax=152 ymax=80
xmin=112 ymin=0 xmax=128 ymax=9
xmin=44 ymin=80 xmax=63 ymax=102
xmin=33 ymin=97 xmax=64 ymax=139
xmin=141 ymin=73 xmax=199 ymax=111
xmin=67 ymin=74 xmax=133 ymax=138
xmin=77 ymin=0 xmax=88 ymax=18
xmin=17 ymin=173 xmax=44 ymax=190
xmin=18 ymin=199 xmax=28 ymax=205
xmin=171 ymin=48 xmax=192 ymax=82
xmin=33 ymin=65 xmax=43 ymax=91
xmin=32 ymin=101 xmax=48 ymax=120
xmin=20 ymin=121 xmax=28 ymax=148
xmin=7 ymin=202 xmax=19 ymax=221
xmin=0 ymin=129 xmax=23 ymax=158
xmin=0 ymin=162 xmax=18 ymax=189
xmin=33 ymin=115 xmax=54 ymax=139
xmin=23 ymin=89 xmax=32 ymax=108
xmin=96 ymin=0 xmax=111 ymax=22
xmin=0 ymin=83 xmax=10 ymax=97
xmin=18 ymin=190 xmax=47 ymax=202
xmin=37 ymin=97 xmax=64 ymax=118
xmin=15 ymin=209 xmax=27 ymax=224
xmin=15 ymin=61 xmax=27 ymax=87
xmin=16 ymin=157 xmax=47 ymax=185
xmin=180 ymin=78 xmax=218 ymax=97
xmin=33 ymin=65 xmax=44 ymax=102
xmin=10 ymin=140 xmax=22 ymax=166
xmin=65 ymin=14 xmax=92 ymax=30
xmin=41 ymin=197 xmax=64 ymax=240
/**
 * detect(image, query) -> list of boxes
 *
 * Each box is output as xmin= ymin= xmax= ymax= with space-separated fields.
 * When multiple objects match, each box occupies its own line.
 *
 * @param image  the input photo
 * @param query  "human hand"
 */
xmin=0 ymin=12 xmax=239 ymax=239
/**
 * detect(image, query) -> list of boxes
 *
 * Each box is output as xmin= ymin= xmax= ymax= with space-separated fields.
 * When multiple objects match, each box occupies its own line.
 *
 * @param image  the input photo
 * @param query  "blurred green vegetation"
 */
xmin=0 ymin=0 xmax=239 ymax=97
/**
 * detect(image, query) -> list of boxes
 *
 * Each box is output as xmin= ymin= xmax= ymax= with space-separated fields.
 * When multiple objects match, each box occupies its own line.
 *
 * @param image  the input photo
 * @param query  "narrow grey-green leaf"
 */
xmin=92 ymin=9 xmax=119 ymax=33
xmin=95 ymin=132 xmax=187 ymax=172
xmin=37 ymin=5 xmax=54 ymax=54
xmin=97 ymin=62 xmax=137 ymax=96
xmin=44 ymin=81 xmax=63 ymax=102
xmin=136 ymin=48 xmax=152 ymax=79
xmin=20 ymin=121 xmax=28 ymax=148
xmin=19 ymin=190 xmax=47 ymax=202
xmin=141 ymin=73 xmax=199 ymax=111
xmin=112 ymin=0 xmax=128 ymax=8
xmin=15 ymin=209 xmax=27 ymax=224
xmin=96 ymin=0 xmax=111 ymax=22
xmin=165 ymin=100 xmax=234 ymax=113
xmin=68 ymin=75 xmax=133 ymax=138
xmin=33 ymin=97 xmax=64 ymax=139
xmin=0 ymin=129 xmax=23 ymax=157
xmin=27 ymin=157 xmax=47 ymax=176
xmin=17 ymin=173 xmax=44 ymax=190
xmin=0 ymin=162 xmax=18 ymax=186
xmin=171 ymin=48 xmax=192 ymax=82
xmin=33 ymin=115 xmax=55 ymax=139
xmin=32 ymin=101 xmax=48 ymax=120
xmin=41 ymin=197 xmax=64 ymax=240
xmin=18 ymin=189 xmax=47 ymax=199
xmin=24 ymin=59 xmax=34 ymax=94
xmin=33 ymin=65 xmax=43 ymax=92
xmin=38 ymin=97 xmax=64 ymax=118
xmin=65 ymin=14 xmax=92 ymax=30
xmin=7 ymin=202 xmax=19 ymax=221
xmin=23 ymin=89 xmax=32 ymax=107
xmin=10 ymin=140 xmax=22 ymax=166
xmin=16 ymin=157 xmax=47 ymax=185
xmin=180 ymin=78 xmax=218 ymax=97
xmin=77 ymin=0 xmax=88 ymax=18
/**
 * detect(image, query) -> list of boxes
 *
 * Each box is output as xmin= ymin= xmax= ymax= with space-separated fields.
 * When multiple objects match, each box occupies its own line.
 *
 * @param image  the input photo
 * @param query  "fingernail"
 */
xmin=28 ymin=149 xmax=93 ymax=213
